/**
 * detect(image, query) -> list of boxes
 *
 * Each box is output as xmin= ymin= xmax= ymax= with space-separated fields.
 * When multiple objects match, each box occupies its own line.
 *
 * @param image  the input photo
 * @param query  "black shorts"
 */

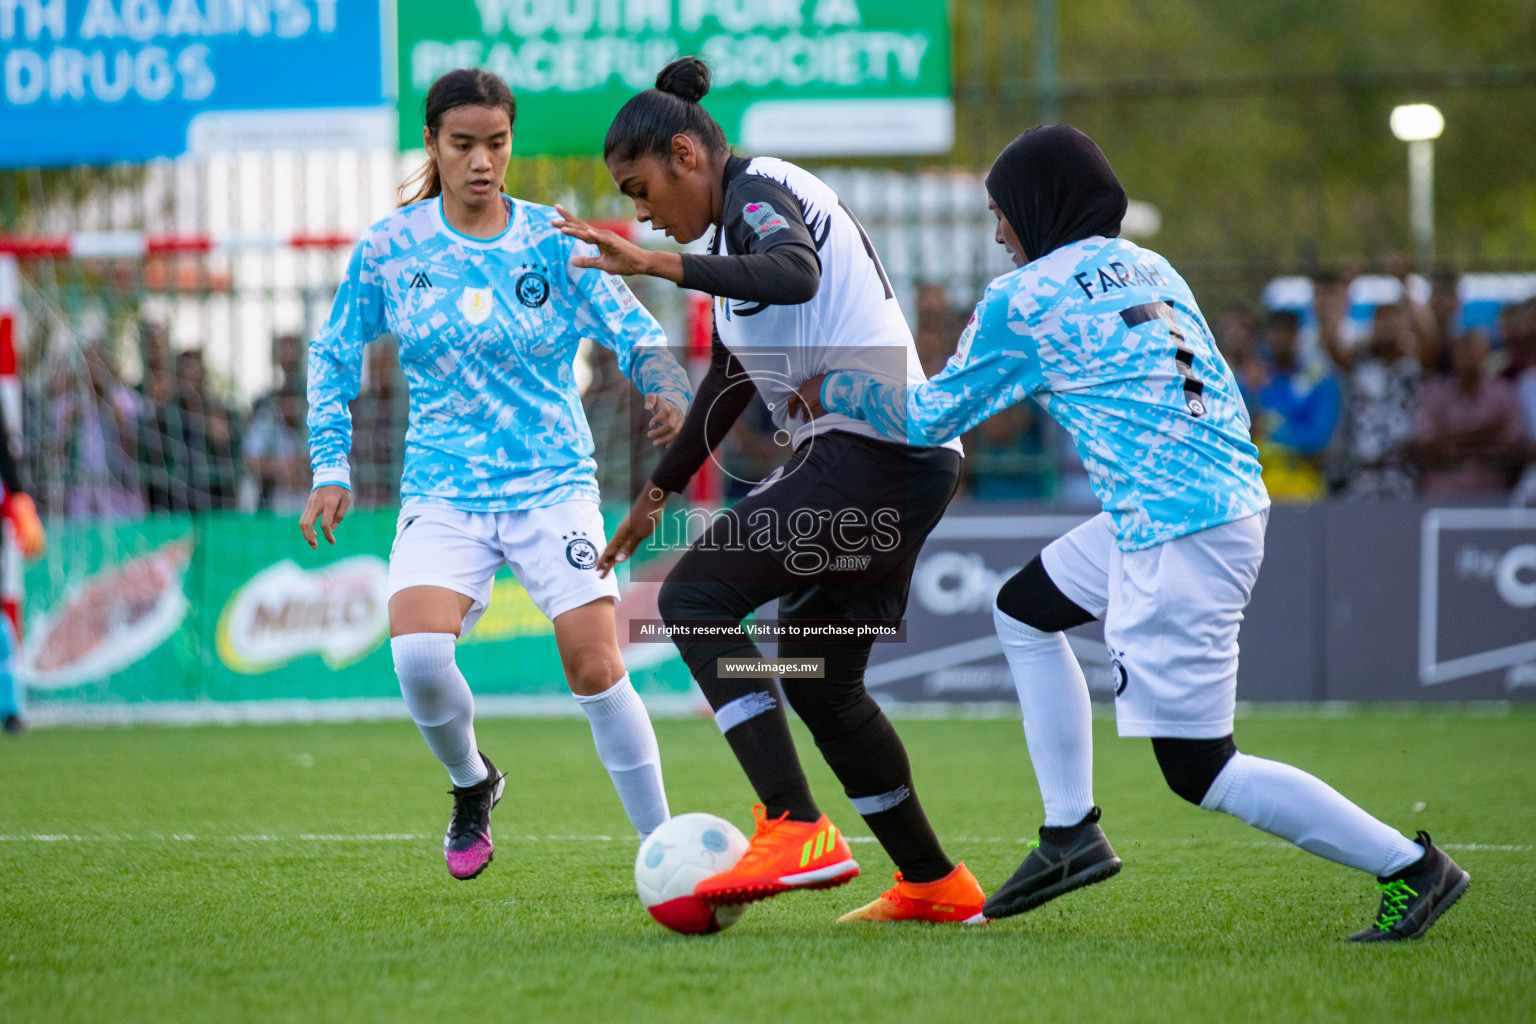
xmin=666 ymin=430 xmax=961 ymax=625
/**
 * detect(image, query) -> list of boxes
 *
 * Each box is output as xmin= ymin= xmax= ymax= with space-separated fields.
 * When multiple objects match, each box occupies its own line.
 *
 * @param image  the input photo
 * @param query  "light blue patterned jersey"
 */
xmin=307 ymin=195 xmax=690 ymax=512
xmin=822 ymin=236 xmax=1268 ymax=550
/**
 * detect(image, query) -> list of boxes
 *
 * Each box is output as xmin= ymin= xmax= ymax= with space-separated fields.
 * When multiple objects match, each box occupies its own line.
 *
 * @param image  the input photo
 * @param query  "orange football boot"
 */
xmin=694 ymin=805 xmax=859 ymax=907
xmin=837 ymin=862 xmax=989 ymax=923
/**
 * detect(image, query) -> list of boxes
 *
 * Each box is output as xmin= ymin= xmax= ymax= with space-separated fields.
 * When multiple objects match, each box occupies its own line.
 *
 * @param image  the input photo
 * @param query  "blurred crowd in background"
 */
xmin=891 ymin=267 xmax=1536 ymax=508
xmin=1217 ymin=269 xmax=1535 ymax=506
xmin=22 ymin=267 xmax=1536 ymax=520
xmin=28 ymin=325 xmax=404 ymax=520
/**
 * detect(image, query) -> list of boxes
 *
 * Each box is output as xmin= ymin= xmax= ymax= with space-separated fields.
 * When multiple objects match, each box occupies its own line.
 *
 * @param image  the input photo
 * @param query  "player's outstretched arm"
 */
xmin=554 ymin=206 xmax=684 ymax=282
xmin=555 ymin=194 xmax=820 ymax=306
xmin=790 ymin=368 xmax=936 ymax=445
xmin=810 ymin=285 xmax=1046 ymax=447
xmin=563 ymin=234 xmax=693 ymax=448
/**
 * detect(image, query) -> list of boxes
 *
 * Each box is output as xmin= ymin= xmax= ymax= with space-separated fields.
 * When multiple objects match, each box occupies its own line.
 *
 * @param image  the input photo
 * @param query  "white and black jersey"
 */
xmin=652 ymin=156 xmax=958 ymax=493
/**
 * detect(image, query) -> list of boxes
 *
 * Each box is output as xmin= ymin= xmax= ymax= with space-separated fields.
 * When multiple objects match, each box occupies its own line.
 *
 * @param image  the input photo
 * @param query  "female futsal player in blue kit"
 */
xmin=302 ymin=69 xmax=692 ymax=881
xmin=796 ymin=124 xmax=1468 ymax=941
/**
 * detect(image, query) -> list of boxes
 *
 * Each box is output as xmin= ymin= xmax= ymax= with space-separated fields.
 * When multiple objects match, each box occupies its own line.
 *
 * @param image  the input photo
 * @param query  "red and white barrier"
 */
xmin=0 ymin=232 xmax=355 ymax=259
xmin=0 ymin=253 xmax=23 ymax=640
xmin=0 ymin=220 xmax=639 ymax=260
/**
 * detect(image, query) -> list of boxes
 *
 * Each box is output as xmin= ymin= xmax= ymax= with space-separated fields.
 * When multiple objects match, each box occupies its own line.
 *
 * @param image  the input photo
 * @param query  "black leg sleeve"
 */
xmin=995 ymin=556 xmax=1096 ymax=632
xmin=1151 ymin=735 xmax=1238 ymax=806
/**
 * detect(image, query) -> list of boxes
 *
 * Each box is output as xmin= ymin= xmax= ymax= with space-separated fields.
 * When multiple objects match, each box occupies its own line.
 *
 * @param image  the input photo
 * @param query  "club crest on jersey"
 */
xmin=458 ymin=287 xmax=494 ymax=325
xmin=742 ymin=201 xmax=787 ymax=239
xmin=563 ymin=530 xmax=598 ymax=570
xmin=516 ymin=271 xmax=551 ymax=308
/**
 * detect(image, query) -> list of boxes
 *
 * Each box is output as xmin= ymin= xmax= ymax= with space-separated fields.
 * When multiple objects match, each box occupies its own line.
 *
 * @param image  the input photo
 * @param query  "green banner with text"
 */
xmin=17 ymin=510 xmax=693 ymax=719
xmin=397 ymin=0 xmax=952 ymax=157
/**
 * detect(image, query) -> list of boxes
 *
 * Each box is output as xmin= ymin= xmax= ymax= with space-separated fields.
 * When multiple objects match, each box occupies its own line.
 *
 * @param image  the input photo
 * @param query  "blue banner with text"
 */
xmin=1 ymin=0 xmax=388 ymax=167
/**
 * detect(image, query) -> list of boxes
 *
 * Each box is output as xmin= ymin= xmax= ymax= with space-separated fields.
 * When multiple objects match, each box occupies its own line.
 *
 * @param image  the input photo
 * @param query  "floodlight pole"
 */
xmin=1036 ymin=0 xmax=1059 ymax=125
xmin=1407 ymin=138 xmax=1435 ymax=271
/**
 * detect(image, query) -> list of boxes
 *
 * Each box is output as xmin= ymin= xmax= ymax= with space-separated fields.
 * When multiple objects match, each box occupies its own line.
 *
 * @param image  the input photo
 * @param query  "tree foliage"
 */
xmin=948 ymin=0 xmax=1536 ymax=275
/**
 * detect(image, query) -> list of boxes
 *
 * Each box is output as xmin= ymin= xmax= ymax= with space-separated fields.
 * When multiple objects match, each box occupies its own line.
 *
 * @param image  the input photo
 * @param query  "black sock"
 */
xmin=660 ymin=577 xmax=820 ymax=823
xmin=1040 ymin=806 xmax=1101 ymax=845
xmin=816 ymin=712 xmax=953 ymax=883
xmin=677 ymin=631 xmax=821 ymax=822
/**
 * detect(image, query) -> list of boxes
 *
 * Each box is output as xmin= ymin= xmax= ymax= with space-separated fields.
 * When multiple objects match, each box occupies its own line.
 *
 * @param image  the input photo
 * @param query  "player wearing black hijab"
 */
xmin=984 ymin=122 xmax=1128 ymax=265
xmin=796 ymin=124 xmax=1470 ymax=942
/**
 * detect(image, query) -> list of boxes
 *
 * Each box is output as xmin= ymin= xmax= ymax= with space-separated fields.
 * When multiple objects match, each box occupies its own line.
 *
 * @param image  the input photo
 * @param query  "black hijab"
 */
xmin=984 ymin=124 xmax=1127 ymax=264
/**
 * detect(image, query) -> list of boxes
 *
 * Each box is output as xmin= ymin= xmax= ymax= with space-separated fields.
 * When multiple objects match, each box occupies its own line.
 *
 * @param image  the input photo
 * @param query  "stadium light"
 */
xmin=1389 ymin=104 xmax=1443 ymax=270
xmin=1389 ymin=104 xmax=1444 ymax=142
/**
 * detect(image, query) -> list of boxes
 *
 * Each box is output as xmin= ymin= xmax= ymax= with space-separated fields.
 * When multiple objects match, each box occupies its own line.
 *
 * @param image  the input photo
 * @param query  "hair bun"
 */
xmin=654 ymin=57 xmax=710 ymax=103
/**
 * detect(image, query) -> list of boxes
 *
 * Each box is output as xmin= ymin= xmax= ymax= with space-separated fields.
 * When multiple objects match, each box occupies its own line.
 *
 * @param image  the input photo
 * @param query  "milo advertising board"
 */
xmin=19 ymin=510 xmax=695 ymax=723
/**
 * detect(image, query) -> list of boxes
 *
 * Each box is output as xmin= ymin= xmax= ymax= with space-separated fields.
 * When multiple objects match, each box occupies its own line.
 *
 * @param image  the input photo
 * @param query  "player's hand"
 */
xmin=597 ymin=482 xmax=668 ymax=578
xmin=554 ymin=206 xmax=655 ymax=277
xmin=1 ymin=492 xmax=45 ymax=559
xmin=299 ymin=485 xmax=351 ymax=549
xmin=645 ymin=394 xmax=684 ymax=447
xmin=787 ymin=374 xmax=828 ymax=422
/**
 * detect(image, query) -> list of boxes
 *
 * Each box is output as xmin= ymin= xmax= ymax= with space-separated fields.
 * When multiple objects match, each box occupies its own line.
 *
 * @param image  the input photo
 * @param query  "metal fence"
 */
xmin=4 ymin=150 xmax=1085 ymax=516
xmin=6 ymin=149 xmax=1534 ymax=520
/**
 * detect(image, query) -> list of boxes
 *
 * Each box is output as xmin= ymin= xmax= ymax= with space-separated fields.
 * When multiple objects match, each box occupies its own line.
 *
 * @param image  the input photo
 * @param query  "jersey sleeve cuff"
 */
xmin=312 ymin=466 xmax=351 ymax=490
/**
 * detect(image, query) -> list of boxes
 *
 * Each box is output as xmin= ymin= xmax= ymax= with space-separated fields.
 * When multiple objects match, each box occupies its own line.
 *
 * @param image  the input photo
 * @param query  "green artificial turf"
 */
xmin=1 ymin=708 xmax=1532 ymax=1023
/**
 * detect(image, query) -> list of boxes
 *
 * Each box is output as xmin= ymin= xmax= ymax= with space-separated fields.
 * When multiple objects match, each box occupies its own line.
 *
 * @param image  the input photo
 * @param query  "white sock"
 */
xmin=1201 ymin=752 xmax=1425 ymax=877
xmin=392 ymin=633 xmax=488 ymax=789
xmin=994 ymin=605 xmax=1096 ymax=827
xmin=574 ymin=674 xmax=670 ymax=839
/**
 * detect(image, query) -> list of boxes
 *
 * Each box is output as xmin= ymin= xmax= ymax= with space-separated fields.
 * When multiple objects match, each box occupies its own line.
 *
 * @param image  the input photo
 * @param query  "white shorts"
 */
xmin=387 ymin=499 xmax=620 ymax=633
xmin=1040 ymin=511 xmax=1267 ymax=739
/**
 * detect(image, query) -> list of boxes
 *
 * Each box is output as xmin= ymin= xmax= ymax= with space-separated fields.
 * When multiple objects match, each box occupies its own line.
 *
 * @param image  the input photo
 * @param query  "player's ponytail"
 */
xmin=603 ymin=57 xmax=729 ymax=164
xmin=398 ymin=69 xmax=518 ymax=207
